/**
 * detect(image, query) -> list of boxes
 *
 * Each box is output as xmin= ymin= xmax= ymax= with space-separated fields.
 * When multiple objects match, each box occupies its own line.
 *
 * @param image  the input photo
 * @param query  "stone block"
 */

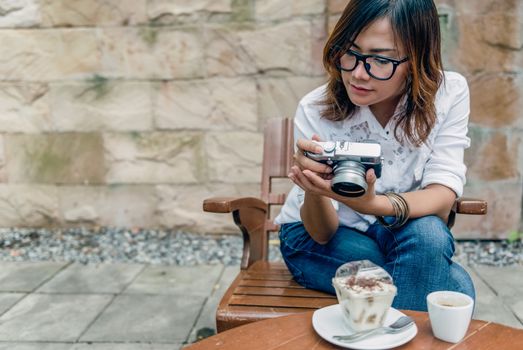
xmin=205 ymin=131 xmax=263 ymax=184
xmin=311 ymin=16 xmax=329 ymax=76
xmin=104 ymin=132 xmax=204 ymax=184
xmin=155 ymin=183 xmax=259 ymax=232
xmin=0 ymin=29 xmax=99 ymax=81
xmin=328 ymin=0 xmax=349 ymax=14
xmin=452 ymin=180 xmax=522 ymax=239
xmin=469 ymin=73 xmax=523 ymax=128
xmin=438 ymin=0 xmax=523 ymax=15
xmin=148 ymin=0 xmax=232 ymax=23
xmin=0 ymin=185 xmax=59 ymax=226
xmin=99 ymin=27 xmax=205 ymax=79
xmin=328 ymin=14 xmax=342 ymax=35
xmin=58 ymin=185 xmax=157 ymax=227
xmin=257 ymin=76 xmax=326 ymax=127
xmin=0 ymin=83 xmax=51 ymax=133
xmin=5 ymin=133 xmax=105 ymax=184
xmin=255 ymin=0 xmax=325 ymax=21
xmin=205 ymin=20 xmax=313 ymax=77
xmin=0 ymin=136 xmax=6 ymax=183
xmin=51 ymin=81 xmax=153 ymax=132
xmin=465 ymin=129 xmax=520 ymax=182
xmin=154 ymin=78 xmax=257 ymax=131
xmin=448 ymin=14 xmax=521 ymax=74
xmin=0 ymin=0 xmax=40 ymax=28
xmin=40 ymin=0 xmax=147 ymax=27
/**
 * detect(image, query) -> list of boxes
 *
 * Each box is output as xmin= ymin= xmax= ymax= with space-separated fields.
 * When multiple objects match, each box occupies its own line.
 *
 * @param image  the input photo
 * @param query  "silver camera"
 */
xmin=304 ymin=140 xmax=383 ymax=197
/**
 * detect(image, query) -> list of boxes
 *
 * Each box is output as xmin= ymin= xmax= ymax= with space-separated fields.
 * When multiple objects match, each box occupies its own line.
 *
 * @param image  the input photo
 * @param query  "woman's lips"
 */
xmin=349 ymin=84 xmax=372 ymax=95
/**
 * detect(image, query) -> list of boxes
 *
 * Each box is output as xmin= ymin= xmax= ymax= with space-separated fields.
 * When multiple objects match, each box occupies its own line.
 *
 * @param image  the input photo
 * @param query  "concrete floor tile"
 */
xmin=72 ymin=343 xmax=181 ymax=349
xmin=0 ymin=343 xmax=181 ymax=350
xmin=37 ymin=263 xmax=144 ymax=294
xmin=124 ymin=265 xmax=223 ymax=297
xmin=472 ymin=265 xmax=523 ymax=298
xmin=80 ymin=294 xmax=204 ymax=343
xmin=188 ymin=266 xmax=239 ymax=342
xmin=464 ymin=266 xmax=522 ymax=328
xmin=0 ymin=262 xmax=67 ymax=292
xmin=0 ymin=343 xmax=73 ymax=350
xmin=0 ymin=294 xmax=113 ymax=341
xmin=0 ymin=293 xmax=25 ymax=315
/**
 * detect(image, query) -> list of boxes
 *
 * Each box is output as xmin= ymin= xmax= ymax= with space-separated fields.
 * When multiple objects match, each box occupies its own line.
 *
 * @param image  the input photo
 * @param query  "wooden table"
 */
xmin=183 ymin=310 xmax=523 ymax=349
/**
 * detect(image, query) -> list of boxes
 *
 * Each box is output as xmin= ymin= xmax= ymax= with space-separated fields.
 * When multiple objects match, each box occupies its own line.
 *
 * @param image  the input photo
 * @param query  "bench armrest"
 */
xmin=455 ymin=198 xmax=488 ymax=215
xmin=203 ymin=197 xmax=269 ymax=269
xmin=203 ymin=197 xmax=268 ymax=214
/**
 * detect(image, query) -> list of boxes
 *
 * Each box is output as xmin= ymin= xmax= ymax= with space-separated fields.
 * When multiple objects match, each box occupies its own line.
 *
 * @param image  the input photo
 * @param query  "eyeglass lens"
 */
xmin=339 ymin=52 xmax=395 ymax=80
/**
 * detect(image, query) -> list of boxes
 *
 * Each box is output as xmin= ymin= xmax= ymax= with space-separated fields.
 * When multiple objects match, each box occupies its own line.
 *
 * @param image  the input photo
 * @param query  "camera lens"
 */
xmin=331 ymin=161 xmax=367 ymax=197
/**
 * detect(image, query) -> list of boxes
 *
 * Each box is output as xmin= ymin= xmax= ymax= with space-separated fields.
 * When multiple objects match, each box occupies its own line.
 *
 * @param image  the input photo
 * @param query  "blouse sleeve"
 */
xmin=421 ymin=74 xmax=471 ymax=197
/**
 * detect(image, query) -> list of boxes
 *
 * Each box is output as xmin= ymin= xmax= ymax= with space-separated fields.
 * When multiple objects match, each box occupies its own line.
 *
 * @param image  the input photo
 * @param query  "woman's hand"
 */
xmin=337 ymin=168 xmax=381 ymax=215
xmin=289 ymin=135 xmax=333 ymax=196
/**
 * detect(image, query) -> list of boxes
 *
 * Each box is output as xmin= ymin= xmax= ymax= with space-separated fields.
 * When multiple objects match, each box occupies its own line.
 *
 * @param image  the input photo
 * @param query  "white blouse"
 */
xmin=274 ymin=71 xmax=471 ymax=232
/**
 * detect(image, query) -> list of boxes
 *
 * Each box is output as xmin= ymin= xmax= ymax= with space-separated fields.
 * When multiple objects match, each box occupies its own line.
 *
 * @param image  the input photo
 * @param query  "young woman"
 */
xmin=274 ymin=0 xmax=474 ymax=311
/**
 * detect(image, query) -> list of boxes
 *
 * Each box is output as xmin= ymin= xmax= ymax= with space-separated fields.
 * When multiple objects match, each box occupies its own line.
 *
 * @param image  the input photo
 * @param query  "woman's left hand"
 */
xmin=289 ymin=163 xmax=380 ymax=214
xmin=338 ymin=168 xmax=380 ymax=214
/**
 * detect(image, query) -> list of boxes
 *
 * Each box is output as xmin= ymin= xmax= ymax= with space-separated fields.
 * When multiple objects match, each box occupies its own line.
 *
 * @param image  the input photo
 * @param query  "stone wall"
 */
xmin=0 ymin=0 xmax=520 ymax=239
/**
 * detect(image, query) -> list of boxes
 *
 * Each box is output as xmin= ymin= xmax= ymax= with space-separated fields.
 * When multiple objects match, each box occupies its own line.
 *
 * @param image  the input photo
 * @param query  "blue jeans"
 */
xmin=279 ymin=216 xmax=475 ymax=311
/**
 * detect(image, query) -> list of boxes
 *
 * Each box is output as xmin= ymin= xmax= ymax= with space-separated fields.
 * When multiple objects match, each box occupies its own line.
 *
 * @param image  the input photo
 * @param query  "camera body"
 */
xmin=305 ymin=140 xmax=383 ymax=197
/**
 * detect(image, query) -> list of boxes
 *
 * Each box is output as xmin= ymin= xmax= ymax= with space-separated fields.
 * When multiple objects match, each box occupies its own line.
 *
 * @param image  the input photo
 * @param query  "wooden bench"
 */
xmin=203 ymin=117 xmax=488 ymax=333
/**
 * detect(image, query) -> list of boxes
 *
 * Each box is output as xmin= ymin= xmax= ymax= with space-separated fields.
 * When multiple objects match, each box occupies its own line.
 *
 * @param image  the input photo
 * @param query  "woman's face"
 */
xmin=341 ymin=18 xmax=409 ymax=117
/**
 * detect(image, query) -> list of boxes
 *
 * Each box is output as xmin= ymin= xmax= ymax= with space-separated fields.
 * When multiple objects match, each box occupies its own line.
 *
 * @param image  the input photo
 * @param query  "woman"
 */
xmin=274 ymin=0 xmax=474 ymax=311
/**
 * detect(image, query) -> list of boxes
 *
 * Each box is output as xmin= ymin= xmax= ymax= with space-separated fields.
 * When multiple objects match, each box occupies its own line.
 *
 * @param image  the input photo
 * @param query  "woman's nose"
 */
xmin=352 ymin=60 xmax=371 ymax=80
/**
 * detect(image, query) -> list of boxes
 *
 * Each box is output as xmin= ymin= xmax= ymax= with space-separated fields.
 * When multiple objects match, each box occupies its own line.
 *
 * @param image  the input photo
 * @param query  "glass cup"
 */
xmin=427 ymin=291 xmax=474 ymax=343
xmin=332 ymin=260 xmax=397 ymax=331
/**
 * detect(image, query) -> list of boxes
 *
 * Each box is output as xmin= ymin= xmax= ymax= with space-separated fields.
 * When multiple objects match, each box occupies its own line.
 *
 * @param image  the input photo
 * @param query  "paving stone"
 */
xmin=72 ymin=344 xmax=181 ymax=349
xmin=0 ymin=262 xmax=67 ymax=292
xmin=188 ymin=266 xmax=239 ymax=342
xmin=0 ymin=344 xmax=180 ymax=350
xmin=37 ymin=263 xmax=144 ymax=294
xmin=124 ymin=265 xmax=223 ymax=297
xmin=472 ymin=265 xmax=523 ymax=327
xmin=464 ymin=265 xmax=522 ymax=329
xmin=0 ymin=294 xmax=113 ymax=341
xmin=0 ymin=293 xmax=25 ymax=315
xmin=0 ymin=344 xmax=72 ymax=350
xmin=80 ymin=294 xmax=204 ymax=343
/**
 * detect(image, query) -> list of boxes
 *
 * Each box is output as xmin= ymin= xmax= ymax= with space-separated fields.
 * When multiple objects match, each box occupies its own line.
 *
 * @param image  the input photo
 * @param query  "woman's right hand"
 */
xmin=289 ymin=135 xmax=334 ymax=196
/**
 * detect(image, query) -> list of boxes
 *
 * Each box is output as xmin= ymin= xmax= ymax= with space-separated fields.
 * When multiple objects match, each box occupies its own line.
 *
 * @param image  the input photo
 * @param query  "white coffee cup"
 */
xmin=427 ymin=291 xmax=474 ymax=343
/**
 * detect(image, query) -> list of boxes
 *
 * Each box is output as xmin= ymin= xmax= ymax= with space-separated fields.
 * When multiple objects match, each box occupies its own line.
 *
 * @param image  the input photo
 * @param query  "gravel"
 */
xmin=0 ymin=227 xmax=521 ymax=267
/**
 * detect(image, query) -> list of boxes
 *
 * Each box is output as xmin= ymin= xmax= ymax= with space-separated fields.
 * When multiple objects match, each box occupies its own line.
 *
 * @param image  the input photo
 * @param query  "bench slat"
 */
xmin=234 ymin=286 xmax=338 ymax=298
xmin=229 ymin=294 xmax=336 ymax=309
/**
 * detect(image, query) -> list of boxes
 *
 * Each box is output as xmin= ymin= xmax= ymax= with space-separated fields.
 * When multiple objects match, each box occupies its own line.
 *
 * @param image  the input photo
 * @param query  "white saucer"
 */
xmin=312 ymin=304 xmax=418 ymax=350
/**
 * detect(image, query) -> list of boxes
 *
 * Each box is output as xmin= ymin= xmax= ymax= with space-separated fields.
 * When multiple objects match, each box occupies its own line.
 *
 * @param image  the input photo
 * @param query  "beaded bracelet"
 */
xmin=375 ymin=192 xmax=410 ymax=229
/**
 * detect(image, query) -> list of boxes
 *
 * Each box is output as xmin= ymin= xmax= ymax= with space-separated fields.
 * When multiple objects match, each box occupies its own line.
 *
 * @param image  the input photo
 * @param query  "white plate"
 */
xmin=312 ymin=304 xmax=418 ymax=350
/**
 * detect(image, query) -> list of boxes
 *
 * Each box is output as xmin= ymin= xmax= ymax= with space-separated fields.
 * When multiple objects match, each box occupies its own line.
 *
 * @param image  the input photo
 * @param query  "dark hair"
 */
xmin=321 ymin=0 xmax=443 ymax=146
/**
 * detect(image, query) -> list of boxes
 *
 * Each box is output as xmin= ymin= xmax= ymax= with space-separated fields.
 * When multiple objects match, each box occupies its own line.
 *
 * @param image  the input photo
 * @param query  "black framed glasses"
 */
xmin=337 ymin=49 xmax=409 ymax=81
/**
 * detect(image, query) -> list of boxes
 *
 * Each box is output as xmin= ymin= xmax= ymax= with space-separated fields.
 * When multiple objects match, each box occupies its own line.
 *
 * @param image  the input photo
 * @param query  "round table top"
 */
xmin=183 ymin=309 xmax=523 ymax=350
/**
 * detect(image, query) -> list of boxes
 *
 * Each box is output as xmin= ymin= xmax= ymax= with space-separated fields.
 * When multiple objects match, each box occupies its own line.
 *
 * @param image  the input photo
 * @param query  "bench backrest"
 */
xmin=260 ymin=118 xmax=294 ymax=234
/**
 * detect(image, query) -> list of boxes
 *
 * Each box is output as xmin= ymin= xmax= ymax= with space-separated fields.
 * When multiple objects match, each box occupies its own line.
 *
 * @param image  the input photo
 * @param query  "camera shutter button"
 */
xmin=323 ymin=141 xmax=336 ymax=153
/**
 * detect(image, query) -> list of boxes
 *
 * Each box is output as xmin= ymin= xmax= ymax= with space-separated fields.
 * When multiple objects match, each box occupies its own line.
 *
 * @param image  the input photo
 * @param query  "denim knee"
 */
xmin=399 ymin=216 xmax=454 ymax=260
